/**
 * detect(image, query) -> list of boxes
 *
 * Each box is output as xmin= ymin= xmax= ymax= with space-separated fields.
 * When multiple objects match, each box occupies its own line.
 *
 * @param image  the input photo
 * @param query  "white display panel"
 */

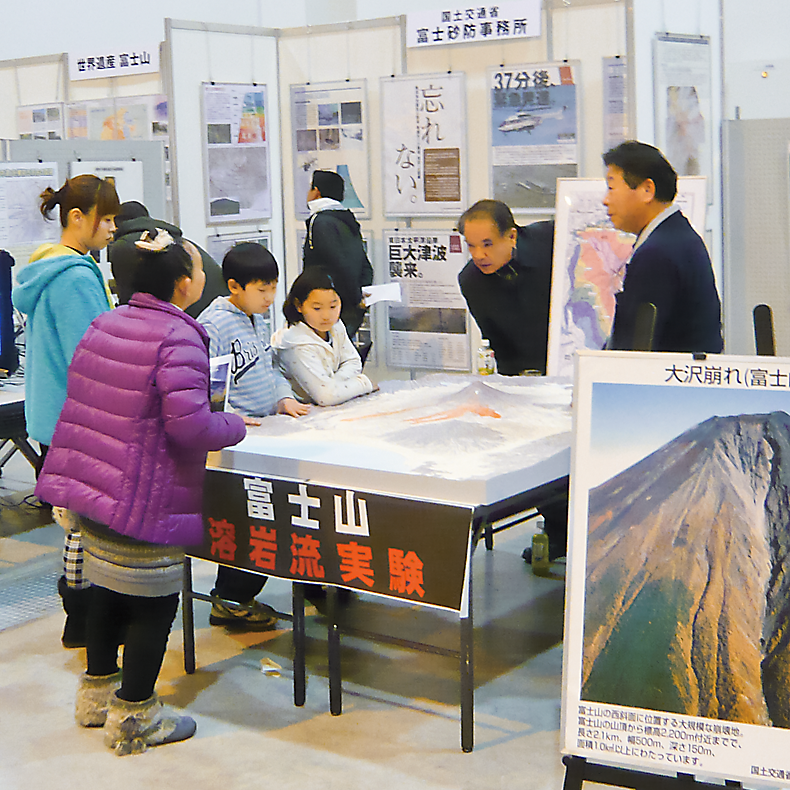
xmin=380 ymin=73 xmax=467 ymax=217
xmin=547 ymin=177 xmax=709 ymax=379
xmin=563 ymin=349 xmax=790 ymax=787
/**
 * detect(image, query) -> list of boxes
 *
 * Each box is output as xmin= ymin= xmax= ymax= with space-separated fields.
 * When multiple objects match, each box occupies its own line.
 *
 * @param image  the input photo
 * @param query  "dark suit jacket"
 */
xmin=609 ymin=210 xmax=723 ymax=353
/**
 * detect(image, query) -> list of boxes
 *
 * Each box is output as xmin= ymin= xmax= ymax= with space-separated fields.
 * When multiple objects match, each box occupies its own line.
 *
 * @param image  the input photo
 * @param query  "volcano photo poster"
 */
xmin=563 ymin=350 xmax=790 ymax=786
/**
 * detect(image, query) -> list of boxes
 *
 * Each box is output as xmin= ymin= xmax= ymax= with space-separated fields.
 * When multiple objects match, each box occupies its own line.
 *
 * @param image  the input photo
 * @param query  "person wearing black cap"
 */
xmin=109 ymin=201 xmax=228 ymax=318
xmin=302 ymin=170 xmax=373 ymax=340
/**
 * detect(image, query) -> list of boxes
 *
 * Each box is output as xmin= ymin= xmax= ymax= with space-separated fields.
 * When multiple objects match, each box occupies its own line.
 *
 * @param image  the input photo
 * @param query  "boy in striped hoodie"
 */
xmin=198 ymin=242 xmax=309 ymax=629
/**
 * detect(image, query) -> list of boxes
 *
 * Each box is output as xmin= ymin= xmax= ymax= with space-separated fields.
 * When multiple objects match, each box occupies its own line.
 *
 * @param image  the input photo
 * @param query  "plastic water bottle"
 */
xmin=531 ymin=517 xmax=550 ymax=576
xmin=477 ymin=340 xmax=495 ymax=375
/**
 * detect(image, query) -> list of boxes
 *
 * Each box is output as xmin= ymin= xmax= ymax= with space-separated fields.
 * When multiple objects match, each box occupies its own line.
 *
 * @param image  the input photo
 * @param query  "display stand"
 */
xmin=562 ymin=756 xmax=743 ymax=790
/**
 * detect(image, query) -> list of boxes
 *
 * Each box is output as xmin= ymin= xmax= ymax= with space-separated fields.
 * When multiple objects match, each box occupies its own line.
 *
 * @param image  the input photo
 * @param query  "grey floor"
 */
xmin=0 ymin=447 xmax=570 ymax=790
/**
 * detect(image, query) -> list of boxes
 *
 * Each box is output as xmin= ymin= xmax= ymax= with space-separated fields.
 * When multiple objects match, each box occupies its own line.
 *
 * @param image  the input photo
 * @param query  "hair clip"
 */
xmin=135 ymin=228 xmax=175 ymax=253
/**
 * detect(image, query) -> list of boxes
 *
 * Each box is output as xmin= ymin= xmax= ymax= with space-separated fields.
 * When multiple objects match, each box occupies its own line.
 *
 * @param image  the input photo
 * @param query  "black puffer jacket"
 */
xmin=109 ymin=217 xmax=228 ymax=319
xmin=303 ymin=209 xmax=373 ymax=338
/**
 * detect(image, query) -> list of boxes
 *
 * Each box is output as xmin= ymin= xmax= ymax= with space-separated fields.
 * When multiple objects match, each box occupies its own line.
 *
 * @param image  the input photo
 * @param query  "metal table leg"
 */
xmin=327 ymin=586 xmax=342 ymax=715
xmin=292 ymin=583 xmax=306 ymax=706
xmin=461 ymin=566 xmax=474 ymax=752
xmin=182 ymin=556 xmax=196 ymax=674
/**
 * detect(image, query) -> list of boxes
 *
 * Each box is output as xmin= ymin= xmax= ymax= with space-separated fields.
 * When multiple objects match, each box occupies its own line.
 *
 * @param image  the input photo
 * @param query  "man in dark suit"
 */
xmin=603 ymin=141 xmax=723 ymax=353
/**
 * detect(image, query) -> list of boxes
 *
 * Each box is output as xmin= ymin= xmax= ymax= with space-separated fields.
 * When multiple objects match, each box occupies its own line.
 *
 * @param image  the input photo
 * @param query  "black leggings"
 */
xmin=87 ymin=586 xmax=179 ymax=703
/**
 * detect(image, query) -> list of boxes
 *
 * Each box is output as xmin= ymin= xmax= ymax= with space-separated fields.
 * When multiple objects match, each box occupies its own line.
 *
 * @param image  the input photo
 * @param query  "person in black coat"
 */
xmin=302 ymin=171 xmax=373 ymax=340
xmin=458 ymin=201 xmax=554 ymax=375
xmin=109 ymin=201 xmax=228 ymax=319
xmin=458 ymin=200 xmax=566 ymax=562
xmin=602 ymin=141 xmax=723 ymax=353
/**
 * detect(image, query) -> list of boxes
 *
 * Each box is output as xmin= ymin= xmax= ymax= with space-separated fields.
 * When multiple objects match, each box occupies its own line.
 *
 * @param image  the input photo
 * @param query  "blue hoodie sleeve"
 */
xmin=47 ymin=267 xmax=111 ymax=364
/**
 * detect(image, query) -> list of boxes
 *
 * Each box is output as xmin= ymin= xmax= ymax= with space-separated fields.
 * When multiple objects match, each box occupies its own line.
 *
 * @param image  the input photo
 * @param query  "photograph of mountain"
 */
xmin=582 ymin=382 xmax=790 ymax=727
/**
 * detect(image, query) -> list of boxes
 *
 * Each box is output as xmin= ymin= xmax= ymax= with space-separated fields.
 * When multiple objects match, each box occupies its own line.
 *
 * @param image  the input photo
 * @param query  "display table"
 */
xmin=0 ymin=375 xmax=39 ymax=473
xmin=183 ymin=374 xmax=572 ymax=751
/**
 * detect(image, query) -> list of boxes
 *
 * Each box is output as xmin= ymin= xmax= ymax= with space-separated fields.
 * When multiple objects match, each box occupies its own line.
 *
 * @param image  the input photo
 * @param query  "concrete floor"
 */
xmin=0 ymin=447 xmax=570 ymax=790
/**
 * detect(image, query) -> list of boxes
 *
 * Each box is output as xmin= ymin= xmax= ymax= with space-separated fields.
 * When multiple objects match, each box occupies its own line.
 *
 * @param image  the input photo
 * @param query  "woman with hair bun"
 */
xmin=13 ymin=174 xmax=121 ymax=648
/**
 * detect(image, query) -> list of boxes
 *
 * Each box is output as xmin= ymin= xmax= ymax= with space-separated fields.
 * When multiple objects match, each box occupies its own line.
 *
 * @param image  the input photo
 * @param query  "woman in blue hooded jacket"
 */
xmin=12 ymin=174 xmax=120 ymax=647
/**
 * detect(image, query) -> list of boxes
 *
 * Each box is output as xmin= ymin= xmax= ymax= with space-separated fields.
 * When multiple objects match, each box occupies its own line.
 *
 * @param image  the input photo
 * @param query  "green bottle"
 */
xmin=531 ymin=517 xmax=550 ymax=576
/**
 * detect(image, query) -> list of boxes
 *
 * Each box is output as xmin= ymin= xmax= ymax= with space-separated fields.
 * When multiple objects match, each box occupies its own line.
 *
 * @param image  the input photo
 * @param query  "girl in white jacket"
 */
xmin=272 ymin=268 xmax=374 ymax=407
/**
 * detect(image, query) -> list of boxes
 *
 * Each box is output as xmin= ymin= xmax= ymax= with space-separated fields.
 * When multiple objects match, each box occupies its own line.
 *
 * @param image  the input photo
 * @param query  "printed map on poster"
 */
xmin=547 ymin=177 xmax=707 ymax=378
xmin=203 ymin=83 xmax=271 ymax=224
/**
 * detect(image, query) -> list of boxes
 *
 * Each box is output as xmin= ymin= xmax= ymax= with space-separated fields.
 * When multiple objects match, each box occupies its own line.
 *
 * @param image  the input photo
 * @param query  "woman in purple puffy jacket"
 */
xmin=36 ymin=229 xmax=246 ymax=756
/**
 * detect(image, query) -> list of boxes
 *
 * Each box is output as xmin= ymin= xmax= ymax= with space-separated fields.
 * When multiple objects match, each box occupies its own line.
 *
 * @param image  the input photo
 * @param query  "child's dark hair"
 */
xmin=222 ymin=242 xmax=279 ymax=287
xmin=283 ymin=268 xmax=338 ymax=326
xmin=131 ymin=233 xmax=195 ymax=302
xmin=39 ymin=175 xmax=121 ymax=229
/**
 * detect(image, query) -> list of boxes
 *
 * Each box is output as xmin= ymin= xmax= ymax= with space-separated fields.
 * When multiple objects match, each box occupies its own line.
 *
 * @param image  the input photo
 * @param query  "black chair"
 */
xmin=753 ymin=304 xmax=775 ymax=356
xmin=631 ymin=302 xmax=657 ymax=352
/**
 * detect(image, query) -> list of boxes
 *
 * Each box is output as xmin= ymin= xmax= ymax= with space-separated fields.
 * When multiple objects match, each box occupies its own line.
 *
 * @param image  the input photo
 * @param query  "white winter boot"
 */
xmin=75 ymin=671 xmax=122 ymax=727
xmin=103 ymin=692 xmax=196 ymax=756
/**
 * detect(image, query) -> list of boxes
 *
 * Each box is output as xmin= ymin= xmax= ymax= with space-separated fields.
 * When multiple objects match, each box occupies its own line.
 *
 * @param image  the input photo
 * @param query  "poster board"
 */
xmin=602 ymin=56 xmax=628 ymax=152
xmin=563 ymin=348 xmax=790 ymax=787
xmin=653 ymin=34 xmax=713 ymax=201
xmin=69 ymin=160 xmax=145 ymax=205
xmin=0 ymin=161 xmax=60 ymax=267
xmin=380 ymin=73 xmax=467 ymax=217
xmin=66 ymin=94 xmax=167 ymax=141
xmin=547 ymin=176 xmax=708 ymax=379
xmin=290 ymin=79 xmax=369 ymax=219
xmin=202 ymin=82 xmax=272 ymax=225
xmin=17 ymin=103 xmax=65 ymax=141
xmin=384 ymin=228 xmax=469 ymax=371
xmin=488 ymin=61 xmax=580 ymax=212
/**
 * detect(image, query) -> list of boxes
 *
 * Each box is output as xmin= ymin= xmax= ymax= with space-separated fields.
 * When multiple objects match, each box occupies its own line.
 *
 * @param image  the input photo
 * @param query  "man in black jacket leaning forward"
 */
xmin=458 ymin=199 xmax=566 ymax=562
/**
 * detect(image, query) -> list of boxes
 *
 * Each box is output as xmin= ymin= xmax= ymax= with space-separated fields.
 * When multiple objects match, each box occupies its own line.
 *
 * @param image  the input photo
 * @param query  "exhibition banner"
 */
xmin=381 ymin=73 xmax=467 ymax=217
xmin=489 ymin=61 xmax=579 ymax=211
xmin=202 ymin=83 xmax=272 ymax=225
xmin=406 ymin=1 xmax=541 ymax=48
xmin=192 ymin=469 xmax=474 ymax=613
xmin=384 ymin=229 xmax=470 ymax=371
xmin=68 ymin=43 xmax=159 ymax=81
xmin=290 ymin=80 xmax=369 ymax=219
xmin=563 ymin=350 xmax=790 ymax=786
xmin=546 ymin=177 xmax=708 ymax=379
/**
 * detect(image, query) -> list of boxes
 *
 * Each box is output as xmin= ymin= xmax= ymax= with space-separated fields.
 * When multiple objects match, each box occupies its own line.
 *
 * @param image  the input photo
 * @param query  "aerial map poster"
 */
xmin=202 ymin=83 xmax=271 ymax=225
xmin=563 ymin=349 xmax=790 ymax=787
xmin=489 ymin=62 xmax=579 ymax=211
xmin=546 ymin=177 xmax=707 ymax=379
xmin=653 ymin=34 xmax=713 ymax=202
xmin=0 ymin=162 xmax=60 ymax=266
xmin=291 ymin=80 xmax=369 ymax=220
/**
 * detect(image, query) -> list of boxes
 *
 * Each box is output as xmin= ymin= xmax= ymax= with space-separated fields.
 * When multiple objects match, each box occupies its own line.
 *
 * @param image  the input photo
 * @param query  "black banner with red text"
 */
xmin=191 ymin=469 xmax=474 ymax=612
